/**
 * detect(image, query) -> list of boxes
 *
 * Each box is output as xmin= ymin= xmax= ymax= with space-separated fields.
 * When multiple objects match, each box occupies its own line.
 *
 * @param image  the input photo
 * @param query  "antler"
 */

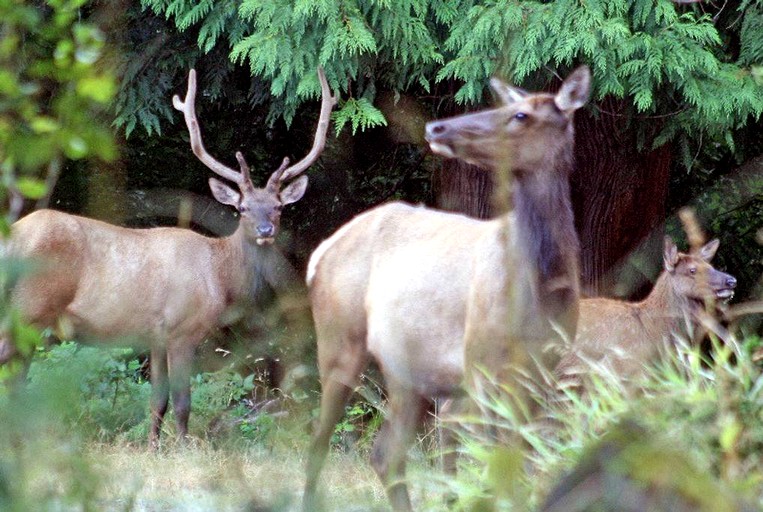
xmin=173 ymin=69 xmax=249 ymax=187
xmin=280 ymin=67 xmax=337 ymax=181
xmin=174 ymin=67 xmax=335 ymax=189
xmin=266 ymin=156 xmax=291 ymax=192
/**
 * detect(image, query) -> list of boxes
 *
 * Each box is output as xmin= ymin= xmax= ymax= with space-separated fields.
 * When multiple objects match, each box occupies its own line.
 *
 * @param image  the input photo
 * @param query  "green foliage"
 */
xmin=328 ymin=374 xmax=385 ymax=451
xmin=236 ymin=406 xmax=276 ymax=442
xmin=431 ymin=335 xmax=763 ymax=511
xmin=139 ymin=0 xmax=452 ymax=130
xmin=191 ymin=368 xmax=286 ymax=445
xmin=0 ymin=1 xmax=118 ymax=379
xmin=112 ymin=6 xmax=199 ymax=138
xmin=0 ymin=344 xmax=121 ymax=510
xmin=0 ymin=0 xmax=116 ymax=220
xmin=130 ymin=0 xmax=763 ymax=167
xmin=441 ymin=0 xmax=763 ymax=157
xmin=26 ymin=342 xmax=151 ymax=441
xmin=333 ymin=97 xmax=388 ymax=135
xmin=191 ymin=368 xmax=255 ymax=417
xmin=331 ymin=400 xmax=379 ymax=448
xmin=18 ymin=342 xmax=286 ymax=446
xmin=739 ymin=3 xmax=763 ymax=68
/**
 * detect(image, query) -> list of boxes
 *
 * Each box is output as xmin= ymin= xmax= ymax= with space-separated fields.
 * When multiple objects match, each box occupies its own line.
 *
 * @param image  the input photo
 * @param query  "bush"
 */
xmin=22 ymin=342 xmax=287 ymax=446
xmin=428 ymin=335 xmax=763 ymax=511
xmin=25 ymin=342 xmax=150 ymax=442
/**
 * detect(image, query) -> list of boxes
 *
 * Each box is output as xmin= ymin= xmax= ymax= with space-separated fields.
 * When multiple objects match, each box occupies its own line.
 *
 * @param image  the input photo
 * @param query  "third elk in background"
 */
xmin=556 ymin=236 xmax=737 ymax=389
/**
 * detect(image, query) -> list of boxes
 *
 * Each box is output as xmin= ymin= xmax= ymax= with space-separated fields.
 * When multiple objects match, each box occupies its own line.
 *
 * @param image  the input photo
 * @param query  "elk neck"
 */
xmin=217 ymin=226 xmax=268 ymax=305
xmin=637 ymin=271 xmax=692 ymax=336
xmin=511 ymin=146 xmax=580 ymax=311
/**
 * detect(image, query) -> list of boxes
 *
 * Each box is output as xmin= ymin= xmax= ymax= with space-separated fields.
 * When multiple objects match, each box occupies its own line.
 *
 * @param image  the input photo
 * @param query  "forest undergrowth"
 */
xmin=1 ymin=328 xmax=763 ymax=511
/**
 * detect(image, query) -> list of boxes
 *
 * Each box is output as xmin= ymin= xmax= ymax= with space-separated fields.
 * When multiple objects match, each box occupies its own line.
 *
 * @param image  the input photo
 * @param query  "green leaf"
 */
xmin=486 ymin=445 xmax=525 ymax=502
xmin=333 ymin=98 xmax=387 ymax=135
xmin=719 ymin=416 xmax=742 ymax=453
xmin=752 ymin=65 xmax=763 ymax=86
xmin=77 ymin=75 xmax=116 ymax=103
xmin=15 ymin=177 xmax=48 ymax=199
xmin=0 ymin=69 xmax=20 ymax=95
xmin=30 ymin=117 xmax=60 ymax=134
xmin=11 ymin=314 xmax=42 ymax=356
xmin=65 ymin=136 xmax=89 ymax=159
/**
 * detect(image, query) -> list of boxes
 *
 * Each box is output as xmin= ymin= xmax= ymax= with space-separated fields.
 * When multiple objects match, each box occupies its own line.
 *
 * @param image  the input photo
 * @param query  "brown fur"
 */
xmin=556 ymin=238 xmax=736 ymax=387
xmin=2 ymin=173 xmax=305 ymax=446
xmin=303 ymin=67 xmax=591 ymax=511
xmin=0 ymin=68 xmax=336 ymax=447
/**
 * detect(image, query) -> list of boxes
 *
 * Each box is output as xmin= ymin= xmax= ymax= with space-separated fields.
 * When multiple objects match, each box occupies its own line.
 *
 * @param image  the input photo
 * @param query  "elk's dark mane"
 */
xmin=513 ymin=139 xmax=579 ymax=302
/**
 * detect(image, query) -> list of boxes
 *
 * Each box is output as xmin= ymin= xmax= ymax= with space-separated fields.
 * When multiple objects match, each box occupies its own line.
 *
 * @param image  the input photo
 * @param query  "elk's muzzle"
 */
xmin=716 ymin=275 xmax=737 ymax=300
xmin=425 ymin=121 xmax=457 ymax=158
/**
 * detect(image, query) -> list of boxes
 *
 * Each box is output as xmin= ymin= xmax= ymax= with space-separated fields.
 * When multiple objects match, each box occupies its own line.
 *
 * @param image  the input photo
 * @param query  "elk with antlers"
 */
xmin=0 ymin=68 xmax=335 ymax=447
xmin=303 ymin=67 xmax=590 ymax=511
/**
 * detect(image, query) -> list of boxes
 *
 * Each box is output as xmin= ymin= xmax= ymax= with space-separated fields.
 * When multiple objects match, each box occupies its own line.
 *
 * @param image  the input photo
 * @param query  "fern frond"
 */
xmin=333 ymin=98 xmax=388 ymax=135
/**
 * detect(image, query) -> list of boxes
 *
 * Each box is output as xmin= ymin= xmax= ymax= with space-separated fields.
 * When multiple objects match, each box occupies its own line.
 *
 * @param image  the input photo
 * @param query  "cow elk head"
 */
xmin=425 ymin=66 xmax=591 ymax=172
xmin=663 ymin=237 xmax=737 ymax=304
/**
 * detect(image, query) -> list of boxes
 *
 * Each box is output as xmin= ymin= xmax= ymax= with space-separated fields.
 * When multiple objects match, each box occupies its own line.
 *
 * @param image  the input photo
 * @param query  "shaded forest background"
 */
xmin=15 ymin=0 xmax=763 ymax=314
xmin=1 ymin=2 xmax=763 ymax=510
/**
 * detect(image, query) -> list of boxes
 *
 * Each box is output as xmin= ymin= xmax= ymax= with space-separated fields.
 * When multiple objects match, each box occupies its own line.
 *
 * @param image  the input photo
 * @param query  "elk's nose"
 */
xmin=256 ymin=223 xmax=274 ymax=238
xmin=425 ymin=121 xmax=448 ymax=139
xmin=727 ymin=276 xmax=737 ymax=288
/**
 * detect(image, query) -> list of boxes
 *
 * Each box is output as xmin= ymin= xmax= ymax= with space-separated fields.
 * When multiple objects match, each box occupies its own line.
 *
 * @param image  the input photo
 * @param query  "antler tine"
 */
xmin=266 ymin=157 xmax=291 ymax=191
xmin=173 ymin=69 xmax=244 ymax=185
xmin=235 ymin=152 xmax=255 ymax=189
xmin=280 ymin=67 xmax=337 ymax=182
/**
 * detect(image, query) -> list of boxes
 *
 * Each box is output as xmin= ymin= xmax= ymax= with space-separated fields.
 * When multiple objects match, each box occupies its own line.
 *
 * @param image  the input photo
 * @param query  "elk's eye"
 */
xmin=238 ymin=206 xmax=248 ymax=214
xmin=514 ymin=112 xmax=528 ymax=121
xmin=689 ymin=267 xmax=697 ymax=275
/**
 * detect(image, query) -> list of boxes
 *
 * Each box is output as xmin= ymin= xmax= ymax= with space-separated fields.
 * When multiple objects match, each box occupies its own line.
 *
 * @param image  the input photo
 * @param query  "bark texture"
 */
xmin=571 ymin=98 xmax=673 ymax=297
xmin=432 ymin=158 xmax=493 ymax=219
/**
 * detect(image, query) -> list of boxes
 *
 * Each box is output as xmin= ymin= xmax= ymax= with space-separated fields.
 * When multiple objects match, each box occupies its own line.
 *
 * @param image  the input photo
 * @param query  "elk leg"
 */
xmin=370 ymin=385 xmax=427 ymax=512
xmin=168 ymin=344 xmax=196 ymax=442
xmin=0 ymin=338 xmax=18 ymax=365
xmin=436 ymin=397 xmax=464 ymax=507
xmin=303 ymin=375 xmax=360 ymax=511
xmin=437 ymin=397 xmax=459 ymax=476
xmin=149 ymin=345 xmax=169 ymax=449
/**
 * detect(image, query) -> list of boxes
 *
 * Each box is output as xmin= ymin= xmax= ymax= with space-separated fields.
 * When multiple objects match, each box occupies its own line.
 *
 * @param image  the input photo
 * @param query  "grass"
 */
xmin=3 ymin=330 xmax=763 ymax=511
xmin=0 ymin=404 xmax=398 ymax=511
xmin=433 ymin=334 xmax=763 ymax=511
xmin=89 ymin=440 xmax=389 ymax=511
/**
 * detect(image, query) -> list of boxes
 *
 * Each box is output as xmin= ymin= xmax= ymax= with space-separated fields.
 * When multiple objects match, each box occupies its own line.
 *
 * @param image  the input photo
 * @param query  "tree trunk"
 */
xmin=572 ymin=97 xmax=673 ymax=297
xmin=430 ymin=80 xmax=495 ymax=219
xmin=432 ymin=158 xmax=493 ymax=219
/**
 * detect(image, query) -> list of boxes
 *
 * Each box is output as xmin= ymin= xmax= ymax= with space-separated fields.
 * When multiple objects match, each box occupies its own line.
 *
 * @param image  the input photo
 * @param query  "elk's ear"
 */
xmin=663 ymin=236 xmax=679 ymax=272
xmin=490 ymin=78 xmax=526 ymax=105
xmin=209 ymin=178 xmax=241 ymax=208
xmin=555 ymin=66 xmax=591 ymax=113
xmin=698 ymin=238 xmax=720 ymax=262
xmin=280 ymin=175 xmax=308 ymax=206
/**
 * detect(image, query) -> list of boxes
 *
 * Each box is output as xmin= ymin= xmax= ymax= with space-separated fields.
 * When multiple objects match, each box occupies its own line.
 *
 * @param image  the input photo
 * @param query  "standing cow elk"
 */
xmin=555 ymin=237 xmax=737 ymax=387
xmin=303 ymin=67 xmax=590 ymax=511
xmin=0 ymin=67 xmax=336 ymax=447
